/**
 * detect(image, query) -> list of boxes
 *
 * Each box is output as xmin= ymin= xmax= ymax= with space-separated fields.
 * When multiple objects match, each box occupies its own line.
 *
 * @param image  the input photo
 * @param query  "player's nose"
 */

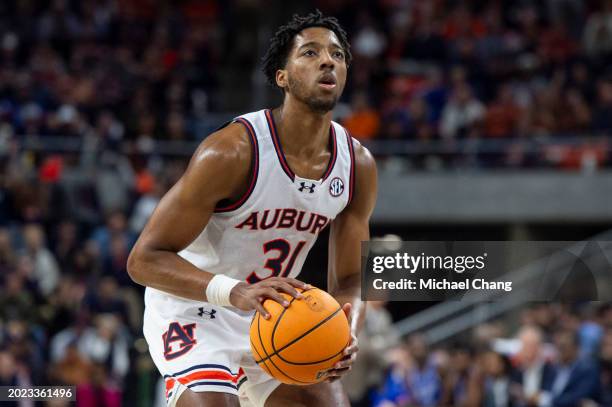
xmin=319 ymin=50 xmax=336 ymax=70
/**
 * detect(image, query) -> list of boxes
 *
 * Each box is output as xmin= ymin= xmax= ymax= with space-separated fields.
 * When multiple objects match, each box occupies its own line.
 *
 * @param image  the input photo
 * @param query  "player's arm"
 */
xmin=326 ymin=140 xmax=377 ymax=379
xmin=127 ymin=123 xmax=304 ymax=315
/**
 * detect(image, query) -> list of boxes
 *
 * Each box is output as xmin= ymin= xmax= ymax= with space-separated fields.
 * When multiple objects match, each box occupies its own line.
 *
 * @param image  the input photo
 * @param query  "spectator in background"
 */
xmin=480 ymin=350 xmax=514 ymax=407
xmin=0 ymin=228 xmax=16 ymax=273
xmin=533 ymin=330 xmax=600 ymax=407
xmin=90 ymin=211 xmax=135 ymax=261
xmin=165 ymin=111 xmax=190 ymax=141
xmin=48 ymin=342 xmax=94 ymax=404
xmin=592 ymin=78 xmax=612 ymax=134
xmin=583 ymin=0 xmax=612 ymax=58
xmin=3 ymin=318 xmax=46 ymax=385
xmin=562 ymin=88 xmax=592 ymax=133
xmin=576 ymin=305 xmax=604 ymax=360
xmin=77 ymin=314 xmax=129 ymax=407
xmin=440 ymin=83 xmax=485 ymax=139
xmin=440 ymin=342 xmax=475 ymax=406
xmin=380 ymin=88 xmax=412 ymax=141
xmin=511 ymin=325 xmax=556 ymax=406
xmin=599 ymin=328 xmax=612 ymax=406
xmin=0 ymin=163 xmax=16 ymax=226
xmin=529 ymin=85 xmax=562 ymax=137
xmin=342 ymin=301 xmax=399 ymax=407
xmin=343 ymin=91 xmax=381 ymax=141
xmin=485 ymin=85 xmax=525 ymax=138
xmin=129 ymin=176 xmax=165 ymax=234
xmin=374 ymin=334 xmax=442 ymax=407
xmin=103 ymin=234 xmax=131 ymax=287
xmin=51 ymin=219 xmax=79 ymax=274
xmin=45 ymin=275 xmax=86 ymax=337
xmin=0 ymin=271 xmax=37 ymax=322
xmin=406 ymin=98 xmax=435 ymax=141
xmin=84 ymin=277 xmax=130 ymax=328
xmin=20 ymin=223 xmax=60 ymax=297
xmin=0 ymin=347 xmax=32 ymax=391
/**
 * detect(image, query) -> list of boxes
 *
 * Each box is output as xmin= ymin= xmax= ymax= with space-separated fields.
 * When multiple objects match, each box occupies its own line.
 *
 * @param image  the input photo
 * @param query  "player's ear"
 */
xmin=276 ymin=69 xmax=288 ymax=89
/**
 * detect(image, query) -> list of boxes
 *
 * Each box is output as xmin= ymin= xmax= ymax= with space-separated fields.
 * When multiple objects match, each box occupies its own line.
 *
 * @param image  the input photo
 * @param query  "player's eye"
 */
xmin=333 ymin=50 xmax=345 ymax=59
xmin=303 ymin=50 xmax=317 ymax=56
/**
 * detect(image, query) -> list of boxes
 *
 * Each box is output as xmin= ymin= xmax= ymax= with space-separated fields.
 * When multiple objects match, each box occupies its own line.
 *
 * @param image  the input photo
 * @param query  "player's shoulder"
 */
xmin=191 ymin=120 xmax=252 ymax=168
xmin=347 ymin=134 xmax=376 ymax=176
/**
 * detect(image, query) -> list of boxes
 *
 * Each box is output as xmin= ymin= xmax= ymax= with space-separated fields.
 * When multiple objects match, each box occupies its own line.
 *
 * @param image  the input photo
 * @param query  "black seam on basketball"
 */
xmin=256 ymin=304 xmax=310 ymax=384
xmin=274 ymin=335 xmax=346 ymax=365
xmin=254 ymin=293 xmax=299 ymax=364
xmin=250 ymin=338 xmax=272 ymax=376
xmin=253 ymin=313 xmax=274 ymax=377
xmin=256 ymin=312 xmax=272 ymax=364
xmin=250 ymin=315 xmax=267 ymax=367
xmin=268 ymin=287 xmax=313 ymax=358
xmin=253 ymin=288 xmax=312 ymax=363
xmin=257 ymin=306 xmax=343 ymax=365
xmin=270 ymin=295 xmax=299 ymax=352
xmin=272 ymin=306 xmax=342 ymax=355
xmin=257 ymin=315 xmax=308 ymax=383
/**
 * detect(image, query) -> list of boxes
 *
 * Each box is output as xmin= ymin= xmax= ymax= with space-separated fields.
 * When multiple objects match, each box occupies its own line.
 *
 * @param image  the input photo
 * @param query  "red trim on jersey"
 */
xmin=215 ymin=118 xmax=259 ymax=213
xmin=346 ymin=131 xmax=356 ymax=206
xmin=265 ymin=109 xmax=338 ymax=182
xmin=265 ymin=109 xmax=294 ymax=181
xmin=321 ymin=125 xmax=338 ymax=181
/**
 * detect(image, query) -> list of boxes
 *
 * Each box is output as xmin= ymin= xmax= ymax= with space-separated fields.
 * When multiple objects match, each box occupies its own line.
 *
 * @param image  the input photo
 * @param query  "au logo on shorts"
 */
xmin=329 ymin=177 xmax=344 ymax=197
xmin=162 ymin=322 xmax=197 ymax=360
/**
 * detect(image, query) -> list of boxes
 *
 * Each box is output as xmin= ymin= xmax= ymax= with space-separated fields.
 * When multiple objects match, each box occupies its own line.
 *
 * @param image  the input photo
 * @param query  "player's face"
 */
xmin=281 ymin=27 xmax=347 ymax=113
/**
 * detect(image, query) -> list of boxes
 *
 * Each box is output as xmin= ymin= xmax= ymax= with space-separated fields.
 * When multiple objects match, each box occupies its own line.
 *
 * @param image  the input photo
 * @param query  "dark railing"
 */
xmin=6 ymin=133 xmax=612 ymax=169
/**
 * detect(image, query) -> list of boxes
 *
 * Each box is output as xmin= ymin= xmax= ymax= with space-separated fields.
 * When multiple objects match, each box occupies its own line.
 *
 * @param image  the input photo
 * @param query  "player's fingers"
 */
xmin=343 ymin=341 xmax=359 ymax=356
xmin=251 ymin=299 xmax=270 ymax=319
xmin=280 ymin=277 xmax=311 ymax=290
xmin=325 ymin=366 xmax=351 ymax=382
xmin=272 ymin=282 xmax=303 ymax=299
xmin=334 ymin=358 xmax=354 ymax=370
xmin=259 ymin=287 xmax=290 ymax=308
xmin=342 ymin=303 xmax=352 ymax=322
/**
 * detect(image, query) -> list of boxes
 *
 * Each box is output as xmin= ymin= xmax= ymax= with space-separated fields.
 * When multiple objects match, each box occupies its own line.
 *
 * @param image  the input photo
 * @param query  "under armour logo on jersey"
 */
xmin=298 ymin=181 xmax=316 ymax=193
xmin=329 ymin=177 xmax=344 ymax=197
xmin=197 ymin=308 xmax=216 ymax=319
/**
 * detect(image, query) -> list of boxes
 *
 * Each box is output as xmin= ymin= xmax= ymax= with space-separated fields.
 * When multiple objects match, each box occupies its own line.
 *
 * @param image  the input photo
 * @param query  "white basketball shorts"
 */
xmin=143 ymin=288 xmax=281 ymax=407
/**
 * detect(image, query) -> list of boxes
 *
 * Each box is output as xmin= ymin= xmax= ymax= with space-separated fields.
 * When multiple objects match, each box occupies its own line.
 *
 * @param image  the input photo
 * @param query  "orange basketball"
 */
xmin=249 ymin=287 xmax=350 ymax=385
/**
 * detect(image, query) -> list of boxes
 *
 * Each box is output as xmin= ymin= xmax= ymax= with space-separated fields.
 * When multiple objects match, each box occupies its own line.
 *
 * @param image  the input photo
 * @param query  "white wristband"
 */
xmin=205 ymin=274 xmax=242 ymax=307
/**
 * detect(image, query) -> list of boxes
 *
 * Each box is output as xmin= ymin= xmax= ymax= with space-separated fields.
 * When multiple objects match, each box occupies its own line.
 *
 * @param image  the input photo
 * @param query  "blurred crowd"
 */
xmin=0 ymin=209 xmax=153 ymax=406
xmin=346 ymin=302 xmax=612 ymax=407
xmin=338 ymin=0 xmax=612 ymax=168
xmin=1 ymin=1 xmax=612 ymax=407
xmin=0 ymin=0 xmax=612 ymax=170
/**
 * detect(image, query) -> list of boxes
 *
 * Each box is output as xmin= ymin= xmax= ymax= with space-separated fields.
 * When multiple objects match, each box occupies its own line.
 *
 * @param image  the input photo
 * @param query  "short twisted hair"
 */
xmin=262 ymin=10 xmax=352 ymax=88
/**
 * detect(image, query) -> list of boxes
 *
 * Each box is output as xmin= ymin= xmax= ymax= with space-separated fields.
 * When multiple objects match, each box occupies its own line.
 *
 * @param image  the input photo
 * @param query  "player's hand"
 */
xmin=229 ymin=277 xmax=310 ymax=318
xmin=326 ymin=303 xmax=358 ymax=383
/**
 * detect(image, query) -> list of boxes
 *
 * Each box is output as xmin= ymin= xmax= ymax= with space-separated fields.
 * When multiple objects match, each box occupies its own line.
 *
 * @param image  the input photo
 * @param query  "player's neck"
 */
xmin=272 ymin=101 xmax=332 ymax=158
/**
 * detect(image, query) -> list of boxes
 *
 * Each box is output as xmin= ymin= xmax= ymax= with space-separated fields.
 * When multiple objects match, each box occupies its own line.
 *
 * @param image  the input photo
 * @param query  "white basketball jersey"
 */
xmin=148 ymin=109 xmax=356 ymax=303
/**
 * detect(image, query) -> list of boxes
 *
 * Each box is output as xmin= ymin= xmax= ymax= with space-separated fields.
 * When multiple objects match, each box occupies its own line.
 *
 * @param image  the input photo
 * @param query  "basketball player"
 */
xmin=127 ymin=10 xmax=377 ymax=407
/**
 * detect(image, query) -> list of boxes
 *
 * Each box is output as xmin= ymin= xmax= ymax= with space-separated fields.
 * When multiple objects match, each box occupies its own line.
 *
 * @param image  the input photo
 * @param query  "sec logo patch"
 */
xmin=329 ymin=177 xmax=344 ymax=197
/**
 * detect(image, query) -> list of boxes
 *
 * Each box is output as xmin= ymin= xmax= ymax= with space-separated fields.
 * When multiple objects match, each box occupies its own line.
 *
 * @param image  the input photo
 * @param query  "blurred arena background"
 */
xmin=1 ymin=0 xmax=612 ymax=406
